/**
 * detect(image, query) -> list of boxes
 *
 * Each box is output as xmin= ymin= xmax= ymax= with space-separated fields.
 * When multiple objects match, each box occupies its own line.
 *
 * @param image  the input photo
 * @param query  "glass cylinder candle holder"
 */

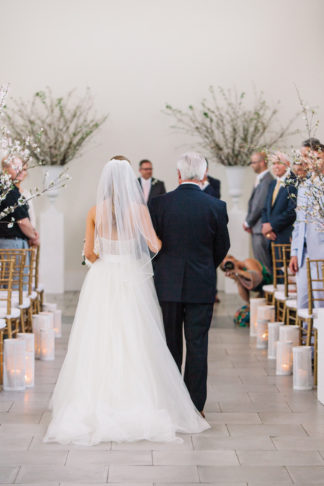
xmin=276 ymin=340 xmax=293 ymax=375
xmin=256 ymin=319 xmax=268 ymax=349
xmin=268 ymin=322 xmax=284 ymax=359
xmin=3 ymin=339 xmax=26 ymax=391
xmin=53 ymin=309 xmax=62 ymax=338
xmin=250 ymin=298 xmax=266 ymax=337
xmin=279 ymin=325 xmax=300 ymax=347
xmin=293 ymin=346 xmax=313 ymax=390
xmin=32 ymin=313 xmax=54 ymax=359
xmin=17 ymin=333 xmax=35 ymax=388
xmin=40 ymin=328 xmax=55 ymax=361
xmin=42 ymin=302 xmax=57 ymax=312
xmin=257 ymin=305 xmax=275 ymax=322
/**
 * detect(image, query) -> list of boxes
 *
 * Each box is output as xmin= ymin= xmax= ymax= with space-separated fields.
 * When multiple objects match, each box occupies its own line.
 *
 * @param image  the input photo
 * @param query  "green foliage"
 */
xmin=164 ymin=86 xmax=299 ymax=166
xmin=3 ymin=87 xmax=108 ymax=166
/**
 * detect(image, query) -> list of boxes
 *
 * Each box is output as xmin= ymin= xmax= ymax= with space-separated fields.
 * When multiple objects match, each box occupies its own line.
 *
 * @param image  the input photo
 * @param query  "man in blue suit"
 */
xmin=289 ymin=142 xmax=324 ymax=309
xmin=149 ymin=153 xmax=230 ymax=415
xmin=261 ymin=152 xmax=297 ymax=263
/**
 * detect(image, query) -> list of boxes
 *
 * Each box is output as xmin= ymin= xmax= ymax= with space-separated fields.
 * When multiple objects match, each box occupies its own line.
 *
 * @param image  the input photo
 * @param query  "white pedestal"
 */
xmin=39 ymin=204 xmax=64 ymax=294
xmin=225 ymin=207 xmax=249 ymax=294
xmin=315 ymin=309 xmax=324 ymax=404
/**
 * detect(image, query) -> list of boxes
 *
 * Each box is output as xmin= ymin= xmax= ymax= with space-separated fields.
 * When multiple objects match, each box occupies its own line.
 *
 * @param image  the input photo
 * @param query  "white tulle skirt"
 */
xmin=44 ymin=256 xmax=209 ymax=445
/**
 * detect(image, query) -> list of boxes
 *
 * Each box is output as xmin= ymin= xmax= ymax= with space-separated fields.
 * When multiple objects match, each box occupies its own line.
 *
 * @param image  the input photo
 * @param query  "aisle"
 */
xmin=0 ymin=292 xmax=324 ymax=485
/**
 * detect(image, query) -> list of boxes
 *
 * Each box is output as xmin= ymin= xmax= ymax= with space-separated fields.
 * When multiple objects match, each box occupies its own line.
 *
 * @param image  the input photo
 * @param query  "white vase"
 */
xmin=225 ymin=166 xmax=247 ymax=210
xmin=41 ymin=165 xmax=63 ymax=203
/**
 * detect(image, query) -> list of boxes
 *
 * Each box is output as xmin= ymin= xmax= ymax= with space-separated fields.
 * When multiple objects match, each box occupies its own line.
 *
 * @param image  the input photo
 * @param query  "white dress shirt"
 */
xmin=141 ymin=177 xmax=152 ymax=203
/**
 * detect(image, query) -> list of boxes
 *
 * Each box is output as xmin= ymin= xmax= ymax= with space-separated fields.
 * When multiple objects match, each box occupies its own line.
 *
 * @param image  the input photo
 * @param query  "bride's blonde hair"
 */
xmin=110 ymin=155 xmax=131 ymax=164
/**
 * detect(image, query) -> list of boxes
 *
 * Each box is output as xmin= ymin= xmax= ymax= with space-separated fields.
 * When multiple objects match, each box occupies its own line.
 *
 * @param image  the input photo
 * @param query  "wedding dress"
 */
xmin=44 ymin=159 xmax=209 ymax=446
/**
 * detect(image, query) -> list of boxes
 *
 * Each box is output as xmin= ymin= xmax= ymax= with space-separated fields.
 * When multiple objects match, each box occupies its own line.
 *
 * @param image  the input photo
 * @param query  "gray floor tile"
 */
xmin=287 ymin=466 xmax=324 ymax=484
xmin=198 ymin=465 xmax=291 ymax=483
xmin=153 ymin=450 xmax=239 ymax=466
xmin=108 ymin=465 xmax=199 ymax=483
xmin=227 ymin=424 xmax=308 ymax=437
xmin=16 ymin=464 xmax=108 ymax=483
xmin=0 ymin=466 xmax=19 ymax=483
xmin=0 ymin=450 xmax=68 ymax=466
xmin=206 ymin=413 xmax=261 ymax=424
xmin=236 ymin=450 xmax=324 ymax=466
xmin=192 ymin=436 xmax=275 ymax=451
xmin=273 ymin=437 xmax=324 ymax=450
xmin=67 ymin=450 xmax=152 ymax=465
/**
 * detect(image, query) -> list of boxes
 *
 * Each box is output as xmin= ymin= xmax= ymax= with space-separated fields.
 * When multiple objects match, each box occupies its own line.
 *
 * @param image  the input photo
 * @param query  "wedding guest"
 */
xmin=138 ymin=159 xmax=166 ymax=204
xmin=200 ymin=167 xmax=221 ymax=302
xmin=0 ymin=156 xmax=39 ymax=250
xmin=243 ymin=151 xmax=274 ymax=270
xmin=292 ymin=138 xmax=321 ymax=181
xmin=261 ymin=152 xmax=297 ymax=258
xmin=221 ymin=254 xmax=272 ymax=327
xmin=289 ymin=143 xmax=324 ymax=309
xmin=205 ymin=159 xmax=221 ymax=198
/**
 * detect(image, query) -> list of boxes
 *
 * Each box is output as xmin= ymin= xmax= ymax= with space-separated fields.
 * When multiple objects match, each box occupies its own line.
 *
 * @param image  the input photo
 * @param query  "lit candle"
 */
xmin=293 ymin=346 xmax=313 ymax=390
xmin=3 ymin=339 xmax=26 ymax=391
xmin=17 ymin=333 xmax=35 ymax=388
xmin=40 ymin=328 xmax=55 ymax=361
xmin=276 ymin=341 xmax=293 ymax=375
xmin=256 ymin=319 xmax=268 ymax=349
xmin=268 ymin=322 xmax=283 ymax=360
xmin=249 ymin=298 xmax=266 ymax=337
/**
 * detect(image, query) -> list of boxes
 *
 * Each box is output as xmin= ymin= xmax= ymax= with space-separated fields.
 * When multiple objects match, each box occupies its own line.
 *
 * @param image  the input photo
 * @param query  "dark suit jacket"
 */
xmin=149 ymin=184 xmax=230 ymax=303
xmin=204 ymin=184 xmax=219 ymax=198
xmin=207 ymin=176 xmax=221 ymax=198
xmin=261 ymin=175 xmax=297 ymax=243
xmin=138 ymin=177 xmax=166 ymax=204
xmin=246 ymin=171 xmax=274 ymax=234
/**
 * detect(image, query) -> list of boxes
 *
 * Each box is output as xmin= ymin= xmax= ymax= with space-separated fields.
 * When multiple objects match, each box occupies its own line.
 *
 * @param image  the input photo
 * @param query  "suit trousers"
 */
xmin=252 ymin=233 xmax=272 ymax=271
xmin=160 ymin=301 xmax=214 ymax=411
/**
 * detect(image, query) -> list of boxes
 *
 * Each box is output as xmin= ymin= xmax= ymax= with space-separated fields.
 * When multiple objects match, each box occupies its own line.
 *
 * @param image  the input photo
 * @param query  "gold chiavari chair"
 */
xmin=0 ymin=257 xmax=20 ymax=339
xmin=297 ymin=258 xmax=324 ymax=346
xmin=0 ymin=258 xmax=15 ymax=387
xmin=33 ymin=246 xmax=42 ymax=313
xmin=0 ymin=249 xmax=27 ymax=333
xmin=273 ymin=246 xmax=297 ymax=322
xmin=262 ymin=243 xmax=291 ymax=305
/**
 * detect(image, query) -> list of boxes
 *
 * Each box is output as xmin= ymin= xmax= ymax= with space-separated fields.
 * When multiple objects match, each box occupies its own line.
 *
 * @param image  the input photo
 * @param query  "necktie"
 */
xmin=272 ymin=179 xmax=282 ymax=206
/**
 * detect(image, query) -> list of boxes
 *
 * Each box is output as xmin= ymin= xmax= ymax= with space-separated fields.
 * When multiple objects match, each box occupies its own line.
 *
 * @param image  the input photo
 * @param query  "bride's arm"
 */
xmin=140 ymin=205 xmax=162 ymax=253
xmin=84 ymin=206 xmax=99 ymax=263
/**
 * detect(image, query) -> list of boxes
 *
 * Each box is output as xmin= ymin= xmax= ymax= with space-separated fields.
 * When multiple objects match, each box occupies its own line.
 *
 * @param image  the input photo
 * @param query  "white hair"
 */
xmin=177 ymin=152 xmax=207 ymax=181
xmin=270 ymin=151 xmax=291 ymax=166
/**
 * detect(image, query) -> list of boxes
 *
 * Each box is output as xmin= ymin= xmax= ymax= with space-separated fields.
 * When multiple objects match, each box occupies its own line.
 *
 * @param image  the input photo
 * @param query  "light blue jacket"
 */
xmin=291 ymin=183 xmax=324 ymax=267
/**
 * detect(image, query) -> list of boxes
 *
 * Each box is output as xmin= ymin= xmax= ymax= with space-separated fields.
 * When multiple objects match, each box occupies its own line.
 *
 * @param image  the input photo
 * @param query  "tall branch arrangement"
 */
xmin=165 ymin=86 xmax=299 ymax=166
xmin=0 ymin=85 xmax=71 ymax=221
xmin=3 ymin=87 xmax=107 ymax=166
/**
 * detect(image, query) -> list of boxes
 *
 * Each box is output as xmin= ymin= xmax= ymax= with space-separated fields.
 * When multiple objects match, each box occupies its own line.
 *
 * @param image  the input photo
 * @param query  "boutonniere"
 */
xmin=151 ymin=178 xmax=159 ymax=186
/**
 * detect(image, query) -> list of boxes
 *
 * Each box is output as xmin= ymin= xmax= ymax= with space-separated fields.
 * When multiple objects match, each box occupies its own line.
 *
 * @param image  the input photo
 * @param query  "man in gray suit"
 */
xmin=243 ymin=152 xmax=274 ymax=270
xmin=289 ymin=142 xmax=324 ymax=309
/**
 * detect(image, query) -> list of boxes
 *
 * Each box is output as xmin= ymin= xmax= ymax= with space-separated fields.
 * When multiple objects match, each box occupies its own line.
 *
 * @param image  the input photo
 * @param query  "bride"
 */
xmin=44 ymin=156 xmax=209 ymax=445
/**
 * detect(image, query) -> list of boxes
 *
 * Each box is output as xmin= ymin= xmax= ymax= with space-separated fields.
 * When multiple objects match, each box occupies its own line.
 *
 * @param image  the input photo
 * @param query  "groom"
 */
xmin=149 ymin=152 xmax=230 ymax=415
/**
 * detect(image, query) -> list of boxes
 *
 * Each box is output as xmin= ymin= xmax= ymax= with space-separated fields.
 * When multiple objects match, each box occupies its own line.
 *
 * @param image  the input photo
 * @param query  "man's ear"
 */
xmin=177 ymin=169 xmax=182 ymax=184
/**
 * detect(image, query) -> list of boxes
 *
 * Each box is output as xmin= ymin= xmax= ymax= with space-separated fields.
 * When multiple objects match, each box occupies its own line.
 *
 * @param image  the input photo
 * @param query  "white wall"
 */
xmin=1 ymin=0 xmax=324 ymax=290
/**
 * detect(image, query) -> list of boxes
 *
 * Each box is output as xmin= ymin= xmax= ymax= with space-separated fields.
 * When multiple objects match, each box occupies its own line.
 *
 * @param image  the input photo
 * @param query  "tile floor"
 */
xmin=0 ymin=291 xmax=324 ymax=485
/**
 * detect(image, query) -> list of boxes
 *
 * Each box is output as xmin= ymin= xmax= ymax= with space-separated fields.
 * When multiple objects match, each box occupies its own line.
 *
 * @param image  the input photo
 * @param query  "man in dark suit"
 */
xmin=149 ymin=152 xmax=230 ymax=415
xmin=205 ymin=159 xmax=221 ymax=198
xmin=138 ymin=159 xmax=166 ymax=204
xmin=261 ymin=152 xmax=297 ymax=260
xmin=243 ymin=152 xmax=274 ymax=270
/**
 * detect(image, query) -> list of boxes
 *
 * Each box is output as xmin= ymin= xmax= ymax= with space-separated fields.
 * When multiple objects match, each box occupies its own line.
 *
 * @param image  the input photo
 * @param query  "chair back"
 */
xmin=271 ymin=243 xmax=291 ymax=289
xmin=0 ymin=250 xmax=26 ymax=305
xmin=282 ymin=246 xmax=292 ymax=298
xmin=306 ymin=258 xmax=324 ymax=314
xmin=0 ymin=258 xmax=14 ymax=315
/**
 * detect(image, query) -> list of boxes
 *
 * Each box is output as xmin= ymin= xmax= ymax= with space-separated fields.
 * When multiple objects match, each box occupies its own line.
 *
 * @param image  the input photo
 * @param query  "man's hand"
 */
xmin=267 ymin=231 xmax=277 ymax=241
xmin=29 ymin=231 xmax=40 ymax=247
xmin=243 ymin=223 xmax=252 ymax=234
xmin=289 ymin=256 xmax=298 ymax=274
xmin=262 ymin=222 xmax=273 ymax=236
